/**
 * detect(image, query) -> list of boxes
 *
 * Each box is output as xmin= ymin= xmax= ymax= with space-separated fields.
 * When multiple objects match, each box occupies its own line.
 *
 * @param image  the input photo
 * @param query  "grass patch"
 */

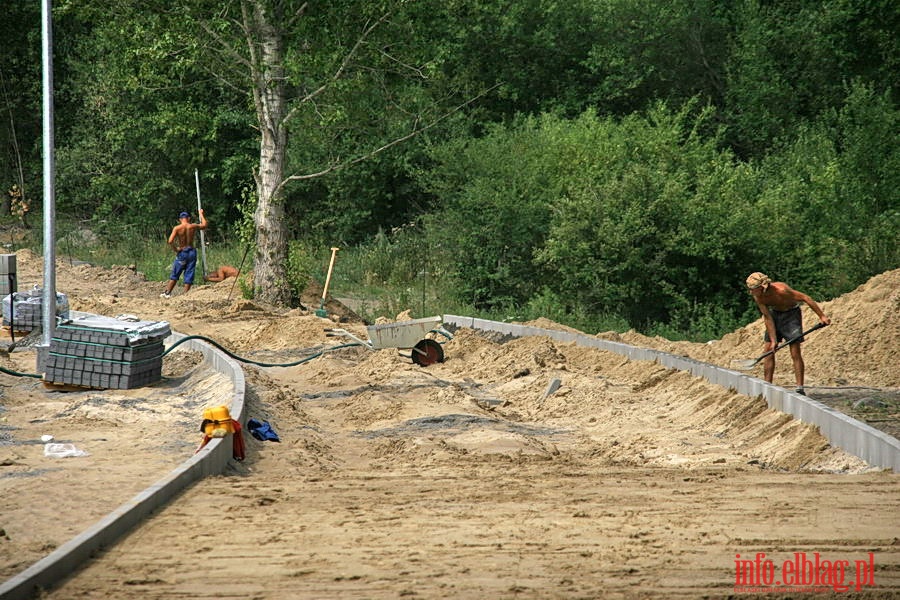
xmin=7 ymin=215 xmax=712 ymax=338
xmin=12 ymin=216 xmax=248 ymax=285
xmin=300 ymin=236 xmax=467 ymax=322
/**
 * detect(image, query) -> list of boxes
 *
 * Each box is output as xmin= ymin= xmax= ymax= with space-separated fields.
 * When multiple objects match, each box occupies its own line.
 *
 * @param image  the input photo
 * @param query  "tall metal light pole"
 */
xmin=38 ymin=0 xmax=57 ymax=370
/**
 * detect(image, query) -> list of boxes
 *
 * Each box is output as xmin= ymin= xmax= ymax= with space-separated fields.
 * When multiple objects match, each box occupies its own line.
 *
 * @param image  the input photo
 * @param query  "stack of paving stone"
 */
xmin=2 ymin=286 xmax=70 ymax=332
xmin=0 ymin=254 xmax=16 ymax=299
xmin=43 ymin=314 xmax=171 ymax=389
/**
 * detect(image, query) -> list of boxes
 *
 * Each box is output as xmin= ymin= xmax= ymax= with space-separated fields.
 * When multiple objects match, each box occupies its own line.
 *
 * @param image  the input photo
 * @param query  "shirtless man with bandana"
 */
xmin=745 ymin=272 xmax=831 ymax=395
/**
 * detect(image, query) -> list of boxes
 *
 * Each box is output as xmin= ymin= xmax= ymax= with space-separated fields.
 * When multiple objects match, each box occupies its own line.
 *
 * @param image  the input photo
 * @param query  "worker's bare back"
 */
xmin=170 ymin=223 xmax=198 ymax=251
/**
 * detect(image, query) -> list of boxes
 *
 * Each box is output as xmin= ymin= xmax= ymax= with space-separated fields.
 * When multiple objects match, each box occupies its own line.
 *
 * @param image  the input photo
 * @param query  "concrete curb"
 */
xmin=442 ymin=315 xmax=900 ymax=472
xmin=0 ymin=330 xmax=246 ymax=600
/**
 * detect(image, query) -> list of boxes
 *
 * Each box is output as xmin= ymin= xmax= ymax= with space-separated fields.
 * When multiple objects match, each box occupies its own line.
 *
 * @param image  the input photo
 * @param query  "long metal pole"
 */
xmin=40 ymin=0 xmax=57 ymax=359
xmin=195 ymin=169 xmax=207 ymax=278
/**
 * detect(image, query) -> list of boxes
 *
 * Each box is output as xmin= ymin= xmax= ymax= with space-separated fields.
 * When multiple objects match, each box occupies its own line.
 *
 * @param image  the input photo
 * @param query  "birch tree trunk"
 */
xmin=245 ymin=0 xmax=291 ymax=305
xmin=233 ymin=0 xmax=453 ymax=306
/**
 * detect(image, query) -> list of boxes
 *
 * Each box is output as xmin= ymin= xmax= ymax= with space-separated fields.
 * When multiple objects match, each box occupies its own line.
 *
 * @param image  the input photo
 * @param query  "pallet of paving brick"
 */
xmin=43 ymin=355 xmax=164 ymax=390
xmin=43 ymin=348 xmax=165 ymax=388
xmin=2 ymin=290 xmax=70 ymax=331
xmin=42 ymin=368 xmax=162 ymax=390
xmin=44 ymin=314 xmax=170 ymax=390
xmin=53 ymin=314 xmax=170 ymax=347
xmin=48 ymin=338 xmax=165 ymax=362
xmin=44 ymin=352 xmax=163 ymax=376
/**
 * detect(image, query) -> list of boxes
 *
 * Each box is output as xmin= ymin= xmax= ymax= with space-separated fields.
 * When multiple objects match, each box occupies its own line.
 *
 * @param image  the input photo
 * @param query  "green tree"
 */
xmin=582 ymin=0 xmax=730 ymax=116
xmin=723 ymin=0 xmax=900 ymax=158
xmin=747 ymin=81 xmax=899 ymax=296
xmin=52 ymin=1 xmax=476 ymax=304
xmin=169 ymin=1 xmax=483 ymax=304
xmin=420 ymin=116 xmax=559 ymax=308
xmin=0 ymin=3 xmax=43 ymax=217
xmin=54 ymin=1 xmax=254 ymax=226
xmin=421 ymin=102 xmax=749 ymax=325
xmin=536 ymin=103 xmax=753 ymax=327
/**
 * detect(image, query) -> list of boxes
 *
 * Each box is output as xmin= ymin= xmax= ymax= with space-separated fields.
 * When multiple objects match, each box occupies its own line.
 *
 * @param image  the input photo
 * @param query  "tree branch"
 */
xmin=375 ymin=45 xmax=427 ymax=79
xmin=282 ymin=9 xmax=395 ymax=128
xmin=284 ymin=1 xmax=309 ymax=30
xmin=199 ymin=20 xmax=253 ymax=70
xmin=274 ymin=83 xmax=501 ymax=196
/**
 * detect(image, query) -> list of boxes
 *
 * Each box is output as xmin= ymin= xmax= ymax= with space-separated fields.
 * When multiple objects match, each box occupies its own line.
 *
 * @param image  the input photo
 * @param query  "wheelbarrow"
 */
xmin=324 ymin=315 xmax=452 ymax=366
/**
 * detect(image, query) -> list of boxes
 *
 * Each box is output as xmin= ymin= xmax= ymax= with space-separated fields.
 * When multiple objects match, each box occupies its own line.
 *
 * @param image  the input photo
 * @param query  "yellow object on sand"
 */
xmin=201 ymin=405 xmax=234 ymax=436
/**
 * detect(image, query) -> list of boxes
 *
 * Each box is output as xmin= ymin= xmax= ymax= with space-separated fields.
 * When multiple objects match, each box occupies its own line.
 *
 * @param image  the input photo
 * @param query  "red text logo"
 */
xmin=734 ymin=552 xmax=876 ymax=593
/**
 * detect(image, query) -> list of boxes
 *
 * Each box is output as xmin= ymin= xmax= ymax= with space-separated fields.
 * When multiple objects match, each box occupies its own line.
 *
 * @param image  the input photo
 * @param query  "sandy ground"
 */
xmin=0 ymin=249 xmax=898 ymax=599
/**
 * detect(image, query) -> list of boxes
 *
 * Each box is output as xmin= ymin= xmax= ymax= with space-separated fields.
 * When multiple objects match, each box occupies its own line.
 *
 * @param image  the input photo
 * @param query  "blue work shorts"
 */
xmin=169 ymin=247 xmax=198 ymax=285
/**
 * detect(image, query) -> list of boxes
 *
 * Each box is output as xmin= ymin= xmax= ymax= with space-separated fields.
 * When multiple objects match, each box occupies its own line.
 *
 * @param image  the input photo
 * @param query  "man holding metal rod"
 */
xmin=161 ymin=209 xmax=208 ymax=298
xmin=745 ymin=272 xmax=831 ymax=395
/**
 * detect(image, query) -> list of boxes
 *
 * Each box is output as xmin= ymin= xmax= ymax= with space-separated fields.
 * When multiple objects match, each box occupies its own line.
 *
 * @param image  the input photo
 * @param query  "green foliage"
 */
xmin=723 ymin=0 xmax=900 ymax=157
xmin=582 ymin=0 xmax=731 ymax=115
xmin=285 ymin=240 xmax=319 ymax=304
xmin=420 ymin=113 xmax=592 ymax=309
xmin=0 ymin=3 xmax=42 ymax=214
xmin=646 ymin=302 xmax=750 ymax=343
xmin=518 ymin=287 xmax=632 ymax=335
xmin=273 ymin=0 xmax=472 ymax=243
xmin=537 ymin=103 xmax=754 ymax=327
xmin=52 ymin=0 xmax=255 ymax=226
xmin=331 ymin=224 xmax=429 ymax=317
xmin=297 ymin=221 xmax=477 ymax=322
xmin=420 ymin=102 xmax=755 ymax=332
xmin=351 ymin=225 xmax=425 ymax=288
xmin=745 ymin=81 xmax=899 ymax=297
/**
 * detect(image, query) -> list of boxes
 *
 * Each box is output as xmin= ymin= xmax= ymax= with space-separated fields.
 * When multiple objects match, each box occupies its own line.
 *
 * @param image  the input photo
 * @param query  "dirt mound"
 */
xmin=814 ymin=269 xmax=900 ymax=386
xmin=580 ymin=268 xmax=900 ymax=388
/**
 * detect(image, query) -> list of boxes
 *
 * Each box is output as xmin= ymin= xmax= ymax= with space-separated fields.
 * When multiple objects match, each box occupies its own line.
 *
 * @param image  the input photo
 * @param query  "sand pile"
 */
xmin=599 ymin=268 xmax=900 ymax=388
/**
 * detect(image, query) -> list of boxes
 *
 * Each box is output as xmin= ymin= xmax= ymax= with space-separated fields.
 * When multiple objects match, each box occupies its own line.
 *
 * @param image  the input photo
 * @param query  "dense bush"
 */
xmin=420 ymin=94 xmax=897 ymax=339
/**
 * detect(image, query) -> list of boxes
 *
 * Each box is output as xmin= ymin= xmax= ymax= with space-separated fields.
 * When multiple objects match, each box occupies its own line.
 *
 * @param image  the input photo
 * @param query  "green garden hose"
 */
xmin=0 ymin=335 xmax=363 ymax=379
xmin=162 ymin=334 xmax=363 ymax=368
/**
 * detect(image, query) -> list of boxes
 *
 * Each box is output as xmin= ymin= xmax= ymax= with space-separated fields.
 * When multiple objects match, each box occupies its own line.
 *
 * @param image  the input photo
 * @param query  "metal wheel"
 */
xmin=411 ymin=338 xmax=444 ymax=366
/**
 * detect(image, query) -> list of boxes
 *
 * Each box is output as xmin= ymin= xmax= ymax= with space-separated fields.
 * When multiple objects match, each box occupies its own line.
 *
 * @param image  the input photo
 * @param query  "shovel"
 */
xmin=731 ymin=321 xmax=828 ymax=371
xmin=315 ymin=247 xmax=339 ymax=318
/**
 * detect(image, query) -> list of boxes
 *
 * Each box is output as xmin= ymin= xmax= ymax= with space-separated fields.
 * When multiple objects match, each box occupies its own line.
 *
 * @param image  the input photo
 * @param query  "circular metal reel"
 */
xmin=411 ymin=338 xmax=444 ymax=366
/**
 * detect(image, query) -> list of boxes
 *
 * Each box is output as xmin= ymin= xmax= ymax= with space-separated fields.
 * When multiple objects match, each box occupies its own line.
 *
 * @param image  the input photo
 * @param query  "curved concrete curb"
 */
xmin=442 ymin=315 xmax=900 ymax=472
xmin=0 ymin=331 xmax=246 ymax=600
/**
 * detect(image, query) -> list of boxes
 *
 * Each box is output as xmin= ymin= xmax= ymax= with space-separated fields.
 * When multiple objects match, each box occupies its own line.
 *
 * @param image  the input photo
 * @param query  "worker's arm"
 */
xmin=791 ymin=289 xmax=831 ymax=325
xmin=166 ymin=226 xmax=180 ymax=251
xmin=755 ymin=300 xmax=777 ymax=350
